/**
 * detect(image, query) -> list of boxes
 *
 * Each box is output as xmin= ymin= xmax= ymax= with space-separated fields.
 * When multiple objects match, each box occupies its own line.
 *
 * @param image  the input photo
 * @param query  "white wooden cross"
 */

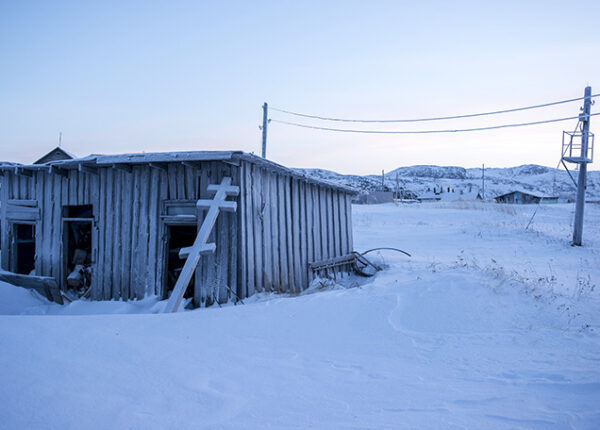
xmin=164 ymin=177 xmax=239 ymax=313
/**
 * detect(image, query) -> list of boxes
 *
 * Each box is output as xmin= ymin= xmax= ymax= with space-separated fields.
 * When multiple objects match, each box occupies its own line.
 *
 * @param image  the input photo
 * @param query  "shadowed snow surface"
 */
xmin=0 ymin=202 xmax=599 ymax=429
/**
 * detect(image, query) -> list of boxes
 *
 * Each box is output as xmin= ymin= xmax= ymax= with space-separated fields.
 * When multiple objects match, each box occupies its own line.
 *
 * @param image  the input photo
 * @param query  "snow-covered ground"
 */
xmin=0 ymin=202 xmax=599 ymax=429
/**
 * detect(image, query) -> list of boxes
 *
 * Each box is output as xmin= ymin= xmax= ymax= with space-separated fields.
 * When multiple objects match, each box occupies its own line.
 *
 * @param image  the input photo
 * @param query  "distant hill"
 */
xmin=296 ymin=164 xmax=600 ymax=201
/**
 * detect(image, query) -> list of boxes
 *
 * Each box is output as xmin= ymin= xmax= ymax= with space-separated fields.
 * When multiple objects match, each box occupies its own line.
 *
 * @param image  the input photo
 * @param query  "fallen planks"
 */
xmin=0 ymin=271 xmax=64 ymax=304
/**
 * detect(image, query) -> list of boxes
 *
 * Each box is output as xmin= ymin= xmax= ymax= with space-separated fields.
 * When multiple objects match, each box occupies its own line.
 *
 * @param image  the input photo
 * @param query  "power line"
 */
xmin=270 ymin=113 xmax=600 ymax=134
xmin=270 ymin=93 xmax=600 ymax=123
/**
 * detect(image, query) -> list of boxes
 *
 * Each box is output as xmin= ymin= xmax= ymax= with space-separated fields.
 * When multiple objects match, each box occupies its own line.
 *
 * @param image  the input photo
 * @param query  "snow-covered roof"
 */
xmin=0 ymin=150 xmax=357 ymax=194
xmin=494 ymin=189 xmax=558 ymax=199
xmin=33 ymin=146 xmax=76 ymax=164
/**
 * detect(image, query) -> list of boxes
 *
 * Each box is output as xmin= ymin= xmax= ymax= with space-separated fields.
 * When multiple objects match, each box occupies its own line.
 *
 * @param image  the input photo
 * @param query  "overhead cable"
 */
xmin=270 ymin=113 xmax=600 ymax=135
xmin=270 ymin=94 xmax=600 ymax=123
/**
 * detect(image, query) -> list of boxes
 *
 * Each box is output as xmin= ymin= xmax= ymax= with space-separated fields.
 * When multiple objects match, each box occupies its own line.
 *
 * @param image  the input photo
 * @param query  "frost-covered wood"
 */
xmin=0 ymin=152 xmax=356 ymax=306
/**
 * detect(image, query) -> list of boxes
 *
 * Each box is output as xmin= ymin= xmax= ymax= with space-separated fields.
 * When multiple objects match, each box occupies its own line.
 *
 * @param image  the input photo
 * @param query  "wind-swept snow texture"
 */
xmin=0 ymin=202 xmax=599 ymax=429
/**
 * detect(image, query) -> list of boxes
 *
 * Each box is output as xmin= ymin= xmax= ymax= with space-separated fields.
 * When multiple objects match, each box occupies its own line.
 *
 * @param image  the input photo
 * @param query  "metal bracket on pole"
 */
xmin=563 ymin=86 xmax=593 ymax=246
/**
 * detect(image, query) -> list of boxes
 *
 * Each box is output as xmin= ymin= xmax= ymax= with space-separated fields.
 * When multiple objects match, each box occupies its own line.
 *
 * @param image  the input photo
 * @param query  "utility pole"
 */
xmin=481 ymin=163 xmax=485 ymax=200
xmin=572 ymin=86 xmax=592 ymax=246
xmin=261 ymin=102 xmax=268 ymax=158
xmin=59 ymin=131 xmax=62 ymax=147
xmin=381 ymin=170 xmax=385 ymax=190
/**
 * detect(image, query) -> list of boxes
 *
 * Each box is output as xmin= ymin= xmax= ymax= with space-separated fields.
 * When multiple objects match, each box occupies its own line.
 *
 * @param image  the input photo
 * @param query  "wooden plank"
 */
xmin=284 ymin=176 xmax=294 ymax=293
xmin=53 ymin=173 xmax=63 ymax=282
xmin=252 ymin=165 xmax=263 ymax=293
xmin=6 ymin=206 xmax=40 ymax=221
xmin=179 ymin=243 xmax=216 ymax=258
xmin=203 ymin=163 xmax=219 ymax=306
xmin=130 ymin=167 xmax=141 ymax=299
xmin=120 ymin=167 xmax=133 ymax=299
xmin=346 ymin=194 xmax=354 ymax=253
xmin=326 ymin=189 xmax=335 ymax=278
xmin=58 ymin=172 xmax=68 ymax=284
xmin=164 ymin=177 xmax=238 ymax=312
xmin=311 ymin=185 xmax=322 ymax=272
xmin=277 ymin=174 xmax=288 ymax=291
xmin=195 ymin=166 xmax=210 ymax=305
xmin=332 ymin=190 xmax=341 ymax=278
xmin=167 ymin=163 xmax=177 ymax=199
xmin=216 ymin=162 xmax=232 ymax=303
xmin=77 ymin=171 xmax=84 ymax=203
xmin=157 ymin=168 xmax=169 ymax=298
xmin=1 ymin=174 xmax=11 ymax=270
xmin=96 ymin=168 xmax=106 ymax=299
xmin=230 ymin=164 xmax=240 ymax=302
xmin=7 ymin=199 xmax=37 ymax=207
xmin=112 ymin=171 xmax=122 ymax=299
xmin=291 ymin=178 xmax=302 ymax=292
xmin=310 ymin=254 xmax=355 ymax=270
xmin=148 ymin=167 xmax=160 ymax=295
xmin=197 ymin=200 xmax=237 ymax=212
xmin=34 ymin=172 xmax=44 ymax=276
xmin=262 ymin=169 xmax=272 ymax=292
xmin=138 ymin=166 xmax=151 ymax=299
xmin=176 ymin=164 xmax=186 ymax=199
xmin=269 ymin=172 xmax=280 ymax=292
xmin=207 ymin=183 xmax=239 ymax=196
xmin=104 ymin=170 xmax=114 ymax=299
xmin=184 ymin=164 xmax=196 ymax=199
xmin=238 ymin=162 xmax=249 ymax=299
xmin=306 ymin=184 xmax=315 ymax=284
xmin=0 ymin=272 xmax=63 ymax=304
xmin=89 ymin=169 xmax=100 ymax=299
xmin=240 ymin=162 xmax=255 ymax=298
xmin=42 ymin=172 xmax=52 ymax=280
xmin=298 ymin=180 xmax=307 ymax=290
xmin=339 ymin=192 xmax=349 ymax=276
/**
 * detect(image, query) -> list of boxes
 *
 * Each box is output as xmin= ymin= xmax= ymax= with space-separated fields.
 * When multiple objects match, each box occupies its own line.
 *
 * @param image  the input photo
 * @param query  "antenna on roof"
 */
xmin=58 ymin=132 xmax=62 ymax=147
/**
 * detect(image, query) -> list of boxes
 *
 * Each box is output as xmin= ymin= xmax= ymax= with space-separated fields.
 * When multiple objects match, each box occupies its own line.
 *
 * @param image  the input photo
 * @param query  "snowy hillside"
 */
xmin=297 ymin=164 xmax=600 ymax=201
xmin=0 ymin=202 xmax=599 ymax=428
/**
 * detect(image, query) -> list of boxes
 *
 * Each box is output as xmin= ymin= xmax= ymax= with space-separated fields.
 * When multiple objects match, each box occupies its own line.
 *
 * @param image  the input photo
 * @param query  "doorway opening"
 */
xmin=165 ymin=224 xmax=197 ymax=300
xmin=62 ymin=205 xmax=94 ymax=294
xmin=12 ymin=223 xmax=36 ymax=275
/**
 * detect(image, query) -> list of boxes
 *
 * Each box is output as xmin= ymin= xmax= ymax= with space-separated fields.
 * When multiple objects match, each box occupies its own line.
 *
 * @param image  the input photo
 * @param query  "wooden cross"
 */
xmin=164 ymin=177 xmax=239 ymax=313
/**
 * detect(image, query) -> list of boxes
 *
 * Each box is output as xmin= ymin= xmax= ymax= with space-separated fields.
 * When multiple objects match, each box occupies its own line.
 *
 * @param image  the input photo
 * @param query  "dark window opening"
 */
xmin=64 ymin=221 xmax=92 ymax=292
xmin=14 ymin=224 xmax=35 ymax=275
xmin=165 ymin=225 xmax=197 ymax=300
xmin=63 ymin=204 xmax=93 ymax=218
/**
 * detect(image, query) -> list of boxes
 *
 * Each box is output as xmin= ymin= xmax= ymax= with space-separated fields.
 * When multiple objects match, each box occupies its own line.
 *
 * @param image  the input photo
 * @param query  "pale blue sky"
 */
xmin=1 ymin=0 xmax=598 ymax=174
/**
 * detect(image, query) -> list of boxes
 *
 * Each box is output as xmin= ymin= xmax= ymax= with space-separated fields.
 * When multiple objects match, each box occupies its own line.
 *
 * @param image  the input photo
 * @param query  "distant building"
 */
xmin=494 ymin=190 xmax=558 ymax=204
xmin=417 ymin=189 xmax=481 ymax=202
xmin=354 ymin=191 xmax=394 ymax=204
xmin=33 ymin=147 xmax=75 ymax=164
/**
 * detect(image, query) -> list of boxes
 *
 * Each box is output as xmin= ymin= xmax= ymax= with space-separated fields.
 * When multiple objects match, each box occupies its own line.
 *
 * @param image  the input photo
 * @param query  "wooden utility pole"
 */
xmin=572 ymin=86 xmax=592 ymax=246
xmin=261 ymin=102 xmax=268 ymax=158
xmin=481 ymin=164 xmax=485 ymax=200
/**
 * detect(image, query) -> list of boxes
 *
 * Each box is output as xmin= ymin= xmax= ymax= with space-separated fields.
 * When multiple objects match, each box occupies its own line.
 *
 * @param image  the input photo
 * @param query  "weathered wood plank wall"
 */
xmin=238 ymin=160 xmax=353 ymax=295
xmin=1 ymin=158 xmax=353 ymax=304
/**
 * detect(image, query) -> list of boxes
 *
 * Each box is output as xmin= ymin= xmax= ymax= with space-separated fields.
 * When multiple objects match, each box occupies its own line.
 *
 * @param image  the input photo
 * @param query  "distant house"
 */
xmin=494 ymin=190 xmax=558 ymax=204
xmin=417 ymin=189 xmax=482 ymax=202
xmin=354 ymin=191 xmax=394 ymax=204
xmin=33 ymin=147 xmax=75 ymax=165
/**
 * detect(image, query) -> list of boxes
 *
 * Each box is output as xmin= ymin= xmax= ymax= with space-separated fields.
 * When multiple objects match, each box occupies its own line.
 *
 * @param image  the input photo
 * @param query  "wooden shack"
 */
xmin=0 ymin=151 xmax=356 ymax=306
